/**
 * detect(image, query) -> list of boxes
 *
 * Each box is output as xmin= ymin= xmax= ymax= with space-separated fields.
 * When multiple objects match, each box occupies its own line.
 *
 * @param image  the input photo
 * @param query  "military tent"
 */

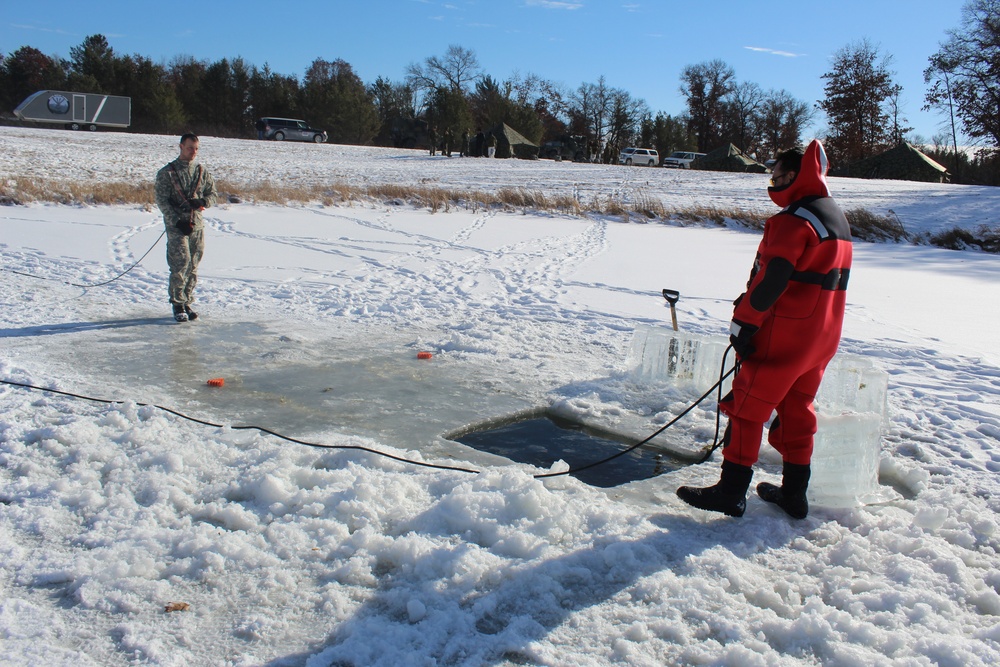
xmin=830 ymin=142 xmax=949 ymax=183
xmin=486 ymin=123 xmax=539 ymax=159
xmin=691 ymin=144 xmax=768 ymax=173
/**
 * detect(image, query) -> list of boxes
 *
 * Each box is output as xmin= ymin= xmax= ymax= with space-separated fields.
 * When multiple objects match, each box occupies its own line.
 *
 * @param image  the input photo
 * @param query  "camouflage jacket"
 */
xmin=154 ymin=159 xmax=217 ymax=231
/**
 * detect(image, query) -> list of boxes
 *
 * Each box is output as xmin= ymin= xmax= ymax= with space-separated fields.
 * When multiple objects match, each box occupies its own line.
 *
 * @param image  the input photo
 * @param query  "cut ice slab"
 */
xmin=627 ymin=324 xmax=896 ymax=507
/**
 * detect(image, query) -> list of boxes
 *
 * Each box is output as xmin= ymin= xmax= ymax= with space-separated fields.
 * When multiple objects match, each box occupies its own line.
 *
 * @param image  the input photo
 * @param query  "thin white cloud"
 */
xmin=623 ymin=3 xmax=641 ymax=11
xmin=10 ymin=23 xmax=74 ymax=36
xmin=525 ymin=0 xmax=584 ymax=9
xmin=745 ymin=46 xmax=805 ymax=58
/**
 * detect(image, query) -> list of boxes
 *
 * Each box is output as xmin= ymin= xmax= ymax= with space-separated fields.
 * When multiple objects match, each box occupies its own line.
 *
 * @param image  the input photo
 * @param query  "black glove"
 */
xmin=729 ymin=319 xmax=759 ymax=359
xmin=176 ymin=218 xmax=194 ymax=235
xmin=732 ymin=293 xmax=745 ymax=308
xmin=188 ymin=198 xmax=207 ymax=210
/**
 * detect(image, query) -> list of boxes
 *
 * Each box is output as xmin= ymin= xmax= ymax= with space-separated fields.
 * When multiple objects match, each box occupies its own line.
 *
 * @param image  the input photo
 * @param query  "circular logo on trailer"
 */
xmin=47 ymin=94 xmax=70 ymax=115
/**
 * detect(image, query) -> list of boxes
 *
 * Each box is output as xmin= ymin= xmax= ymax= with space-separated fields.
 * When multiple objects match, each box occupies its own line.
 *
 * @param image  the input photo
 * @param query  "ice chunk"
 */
xmin=816 ymin=353 xmax=888 ymax=417
xmin=809 ymin=412 xmax=892 ymax=507
xmin=627 ymin=325 xmax=894 ymax=508
xmin=626 ymin=325 xmax=736 ymax=396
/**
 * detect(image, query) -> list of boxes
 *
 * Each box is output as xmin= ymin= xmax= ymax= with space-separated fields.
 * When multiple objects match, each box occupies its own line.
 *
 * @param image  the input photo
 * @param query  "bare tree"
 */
xmin=758 ymin=89 xmax=813 ymax=159
xmin=605 ymin=89 xmax=650 ymax=149
xmin=405 ymin=45 xmax=482 ymax=94
xmin=924 ymin=55 xmax=963 ymax=178
xmin=886 ymin=83 xmax=912 ymax=145
xmin=722 ymin=80 xmax=766 ymax=155
xmin=569 ymin=75 xmax=613 ymax=144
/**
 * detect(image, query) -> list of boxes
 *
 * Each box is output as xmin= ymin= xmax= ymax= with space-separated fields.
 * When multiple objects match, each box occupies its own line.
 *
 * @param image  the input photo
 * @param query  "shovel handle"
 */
xmin=662 ymin=289 xmax=680 ymax=331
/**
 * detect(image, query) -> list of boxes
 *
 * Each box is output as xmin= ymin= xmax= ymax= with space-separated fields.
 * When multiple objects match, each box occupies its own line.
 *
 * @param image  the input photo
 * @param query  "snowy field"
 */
xmin=1 ymin=126 xmax=1000 ymax=666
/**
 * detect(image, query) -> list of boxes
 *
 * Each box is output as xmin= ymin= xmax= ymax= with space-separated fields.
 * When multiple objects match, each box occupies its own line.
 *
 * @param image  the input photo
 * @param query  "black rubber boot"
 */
xmin=676 ymin=460 xmax=754 ymax=517
xmin=757 ymin=462 xmax=811 ymax=519
xmin=184 ymin=305 xmax=199 ymax=321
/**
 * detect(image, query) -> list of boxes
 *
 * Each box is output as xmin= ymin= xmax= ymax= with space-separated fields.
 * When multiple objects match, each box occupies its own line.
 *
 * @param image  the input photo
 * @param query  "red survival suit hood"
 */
xmin=768 ymin=139 xmax=831 ymax=209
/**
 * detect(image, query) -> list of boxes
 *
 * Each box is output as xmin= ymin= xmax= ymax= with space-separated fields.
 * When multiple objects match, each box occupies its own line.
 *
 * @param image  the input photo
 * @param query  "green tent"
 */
xmin=691 ymin=143 xmax=768 ymax=173
xmin=830 ymin=142 xmax=950 ymax=183
xmin=486 ymin=122 xmax=539 ymax=159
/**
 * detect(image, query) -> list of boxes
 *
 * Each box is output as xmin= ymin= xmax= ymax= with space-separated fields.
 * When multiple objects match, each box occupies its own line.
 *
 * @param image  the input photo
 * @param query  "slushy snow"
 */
xmin=1 ymin=126 xmax=999 ymax=666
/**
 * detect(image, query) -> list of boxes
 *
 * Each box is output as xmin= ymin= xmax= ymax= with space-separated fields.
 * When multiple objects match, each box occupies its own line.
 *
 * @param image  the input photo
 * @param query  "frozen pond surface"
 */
xmin=21 ymin=318 xmax=542 ymax=458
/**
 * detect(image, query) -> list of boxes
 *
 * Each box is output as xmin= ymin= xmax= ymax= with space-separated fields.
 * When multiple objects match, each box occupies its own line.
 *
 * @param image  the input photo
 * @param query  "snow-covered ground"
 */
xmin=1 ymin=126 xmax=999 ymax=666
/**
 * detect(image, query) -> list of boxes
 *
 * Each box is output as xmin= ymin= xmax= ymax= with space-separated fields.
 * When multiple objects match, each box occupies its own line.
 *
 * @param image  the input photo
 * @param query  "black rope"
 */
xmin=0 ymin=379 xmax=481 ymax=475
xmin=5 ymin=230 xmax=165 ymax=288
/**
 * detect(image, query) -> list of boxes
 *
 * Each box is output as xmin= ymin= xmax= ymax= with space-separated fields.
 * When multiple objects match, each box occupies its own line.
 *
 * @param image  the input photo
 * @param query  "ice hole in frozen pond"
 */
xmin=446 ymin=410 xmax=685 ymax=488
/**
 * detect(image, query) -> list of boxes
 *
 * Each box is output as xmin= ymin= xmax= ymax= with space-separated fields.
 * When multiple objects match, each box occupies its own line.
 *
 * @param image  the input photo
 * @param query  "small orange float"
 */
xmin=416 ymin=351 xmax=433 ymax=360
xmin=207 ymin=378 xmax=225 ymax=387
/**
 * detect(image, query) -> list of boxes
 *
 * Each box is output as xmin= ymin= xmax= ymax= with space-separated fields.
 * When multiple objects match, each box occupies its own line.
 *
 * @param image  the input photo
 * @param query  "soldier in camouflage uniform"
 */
xmin=155 ymin=133 xmax=217 ymax=322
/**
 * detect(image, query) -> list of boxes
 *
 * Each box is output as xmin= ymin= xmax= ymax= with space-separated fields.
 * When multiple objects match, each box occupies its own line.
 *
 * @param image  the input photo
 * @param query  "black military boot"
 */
xmin=184 ymin=305 xmax=199 ymax=321
xmin=757 ymin=462 xmax=811 ymax=519
xmin=172 ymin=303 xmax=188 ymax=322
xmin=676 ymin=460 xmax=754 ymax=517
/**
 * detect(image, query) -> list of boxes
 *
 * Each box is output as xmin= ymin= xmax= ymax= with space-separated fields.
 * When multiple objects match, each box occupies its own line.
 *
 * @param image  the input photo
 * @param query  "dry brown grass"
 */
xmin=845 ymin=208 xmax=908 ymax=242
xmin=630 ymin=192 xmax=670 ymax=220
xmin=926 ymin=224 xmax=1000 ymax=254
xmin=672 ymin=204 xmax=768 ymax=229
xmin=0 ymin=177 xmax=156 ymax=206
xmin=0 ymin=176 xmax=755 ymax=226
xmin=6 ymin=175 xmax=992 ymax=252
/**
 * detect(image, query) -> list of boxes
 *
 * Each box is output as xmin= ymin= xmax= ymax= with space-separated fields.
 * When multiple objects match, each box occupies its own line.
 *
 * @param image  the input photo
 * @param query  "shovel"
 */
xmin=662 ymin=288 xmax=680 ymax=331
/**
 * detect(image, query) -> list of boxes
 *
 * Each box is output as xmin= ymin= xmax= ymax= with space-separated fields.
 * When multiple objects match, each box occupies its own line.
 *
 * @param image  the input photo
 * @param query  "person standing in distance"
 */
xmin=155 ymin=133 xmax=217 ymax=322
xmin=677 ymin=139 xmax=853 ymax=519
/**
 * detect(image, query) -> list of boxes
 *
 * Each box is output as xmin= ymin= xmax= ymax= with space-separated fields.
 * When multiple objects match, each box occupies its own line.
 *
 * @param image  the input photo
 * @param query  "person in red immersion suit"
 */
xmin=677 ymin=139 xmax=853 ymax=519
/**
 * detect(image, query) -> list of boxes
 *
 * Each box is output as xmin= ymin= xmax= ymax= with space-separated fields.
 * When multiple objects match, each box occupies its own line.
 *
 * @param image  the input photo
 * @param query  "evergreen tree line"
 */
xmin=1 ymin=0 xmax=996 ymax=184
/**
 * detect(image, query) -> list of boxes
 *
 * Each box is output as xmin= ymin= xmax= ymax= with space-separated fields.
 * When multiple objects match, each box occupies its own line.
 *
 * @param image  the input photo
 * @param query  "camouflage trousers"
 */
xmin=165 ymin=226 xmax=204 ymax=306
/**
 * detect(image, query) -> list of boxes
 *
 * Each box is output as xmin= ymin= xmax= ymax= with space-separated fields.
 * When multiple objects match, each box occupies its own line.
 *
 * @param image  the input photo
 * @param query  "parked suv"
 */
xmin=618 ymin=147 xmax=659 ymax=166
xmin=260 ymin=117 xmax=327 ymax=143
xmin=662 ymin=151 xmax=705 ymax=168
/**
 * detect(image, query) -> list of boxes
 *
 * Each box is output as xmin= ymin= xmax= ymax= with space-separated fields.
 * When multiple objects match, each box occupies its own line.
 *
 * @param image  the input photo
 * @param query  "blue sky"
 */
xmin=2 ymin=0 xmax=968 ymax=142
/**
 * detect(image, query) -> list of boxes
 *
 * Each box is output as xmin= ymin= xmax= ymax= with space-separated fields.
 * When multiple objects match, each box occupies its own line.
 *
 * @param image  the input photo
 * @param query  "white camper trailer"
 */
xmin=13 ymin=91 xmax=131 ymax=131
